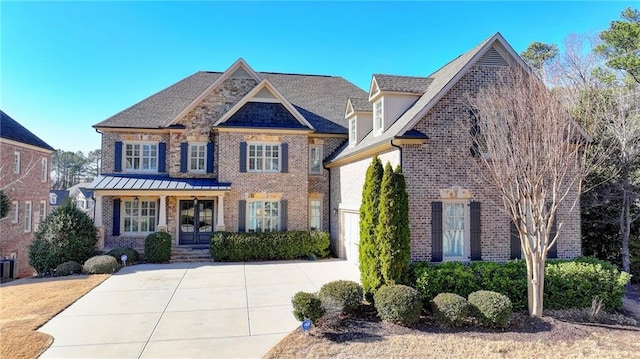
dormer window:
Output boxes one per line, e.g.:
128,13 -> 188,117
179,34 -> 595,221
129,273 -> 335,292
349,119 -> 357,146
373,100 -> 383,135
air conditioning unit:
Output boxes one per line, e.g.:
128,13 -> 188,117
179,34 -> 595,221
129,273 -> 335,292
0,259 -> 17,279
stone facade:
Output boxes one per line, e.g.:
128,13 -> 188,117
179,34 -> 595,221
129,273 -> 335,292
0,141 -> 52,277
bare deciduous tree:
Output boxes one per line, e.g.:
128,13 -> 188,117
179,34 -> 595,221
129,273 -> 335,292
467,66 -> 590,317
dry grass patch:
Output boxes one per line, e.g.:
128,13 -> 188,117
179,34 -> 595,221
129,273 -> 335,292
264,310 -> 640,359
0,274 -> 109,359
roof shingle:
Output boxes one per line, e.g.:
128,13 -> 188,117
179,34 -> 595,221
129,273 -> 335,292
0,110 -> 54,151
373,74 -> 433,94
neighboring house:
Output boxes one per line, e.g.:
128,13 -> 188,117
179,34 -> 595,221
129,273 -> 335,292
88,33 -> 581,263
49,183 -> 95,219
49,190 -> 70,213
0,110 -> 54,277
68,182 -> 95,219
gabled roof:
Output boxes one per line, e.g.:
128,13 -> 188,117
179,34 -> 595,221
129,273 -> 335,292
345,97 -> 371,118
371,74 -> 433,94
330,32 -> 528,164
0,110 -> 54,151
214,79 -> 313,129
93,69 -> 366,134
94,72 -> 223,129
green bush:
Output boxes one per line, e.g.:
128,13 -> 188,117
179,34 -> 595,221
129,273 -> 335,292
468,290 -> 512,327
83,255 -> 118,274
359,156 -> 384,298
210,231 -> 330,262
432,293 -> 469,327
318,280 -> 363,314
145,232 -> 172,263
55,261 -> 83,276
291,291 -> 325,325
28,202 -> 97,275
373,284 -> 422,326
107,247 -> 139,265
412,257 -> 630,312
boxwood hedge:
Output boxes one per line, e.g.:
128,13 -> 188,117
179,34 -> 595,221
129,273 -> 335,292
210,231 -> 330,262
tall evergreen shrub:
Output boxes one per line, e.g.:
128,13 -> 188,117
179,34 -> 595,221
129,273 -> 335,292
359,156 -> 384,297
377,164 -> 411,285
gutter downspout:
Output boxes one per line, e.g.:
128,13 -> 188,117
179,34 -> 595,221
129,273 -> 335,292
323,160 -> 334,256
390,139 -> 403,168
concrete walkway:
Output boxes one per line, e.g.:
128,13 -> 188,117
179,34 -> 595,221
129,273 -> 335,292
38,259 -> 359,358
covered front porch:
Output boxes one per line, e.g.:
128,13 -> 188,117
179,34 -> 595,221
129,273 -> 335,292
88,175 -> 231,250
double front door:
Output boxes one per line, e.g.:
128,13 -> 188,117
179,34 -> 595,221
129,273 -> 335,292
179,200 -> 214,245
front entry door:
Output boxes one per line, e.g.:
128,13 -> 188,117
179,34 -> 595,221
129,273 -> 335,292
179,200 -> 214,245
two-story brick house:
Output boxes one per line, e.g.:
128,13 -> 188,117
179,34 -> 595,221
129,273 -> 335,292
89,33 -> 582,263
89,59 -> 365,250
0,110 -> 54,277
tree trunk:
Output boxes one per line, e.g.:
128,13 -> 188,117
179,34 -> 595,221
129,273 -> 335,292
620,167 -> 631,273
528,254 -> 546,317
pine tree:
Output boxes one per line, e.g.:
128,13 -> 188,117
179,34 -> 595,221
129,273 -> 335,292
376,163 -> 411,285
359,156 -> 384,297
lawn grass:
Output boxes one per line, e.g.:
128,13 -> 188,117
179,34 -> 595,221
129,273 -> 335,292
0,274 -> 109,359
264,311 -> 640,359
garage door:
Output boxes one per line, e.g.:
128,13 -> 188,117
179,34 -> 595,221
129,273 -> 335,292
342,211 -> 360,264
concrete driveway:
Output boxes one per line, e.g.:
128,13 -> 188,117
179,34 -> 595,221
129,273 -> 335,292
38,259 -> 359,358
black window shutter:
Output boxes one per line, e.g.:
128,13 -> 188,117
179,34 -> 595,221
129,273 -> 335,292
431,201 -> 443,262
280,143 -> 288,173
158,142 -> 167,173
469,110 -> 480,158
548,217 -> 558,258
470,201 -> 482,261
206,142 -> 214,173
180,142 -> 188,173
510,220 -> 521,260
280,199 -> 288,231
114,141 -> 123,172
112,198 -> 121,236
239,142 -> 247,172
238,200 -> 246,232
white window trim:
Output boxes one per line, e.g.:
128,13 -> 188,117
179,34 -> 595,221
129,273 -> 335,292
24,201 -> 32,232
11,201 -> 19,223
309,198 -> 322,231
373,99 -> 383,136
442,200 -> 471,262
348,119 -> 357,147
41,157 -> 48,182
188,142 -> 207,173
121,197 -> 158,235
247,200 -> 280,233
39,200 -> 47,224
13,152 -> 20,174
309,145 -> 323,175
123,141 -> 159,173
247,142 -> 281,173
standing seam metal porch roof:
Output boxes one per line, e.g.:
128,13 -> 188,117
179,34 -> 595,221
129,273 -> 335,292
88,175 -> 231,191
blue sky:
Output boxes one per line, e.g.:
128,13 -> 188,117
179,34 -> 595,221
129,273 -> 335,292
1,1 -> 634,154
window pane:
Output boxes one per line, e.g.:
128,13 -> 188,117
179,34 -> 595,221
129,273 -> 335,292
443,203 -> 465,257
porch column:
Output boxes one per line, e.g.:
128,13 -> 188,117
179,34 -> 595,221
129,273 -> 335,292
216,195 -> 226,231
94,194 -> 104,250
158,195 -> 167,232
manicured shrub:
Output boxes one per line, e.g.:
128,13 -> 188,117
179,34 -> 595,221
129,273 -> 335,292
468,290 -> 512,327
373,284 -> 422,326
83,255 -> 118,274
412,257 -> 630,312
210,231 -> 330,262
107,247 -> 139,265
432,293 -> 469,327
291,291 -> 325,325
319,297 -> 344,329
377,164 -> 411,286
359,156 -> 384,298
28,202 -> 97,275
55,261 -> 83,276
318,280 -> 363,314
145,232 -> 172,263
